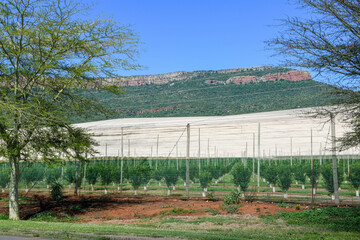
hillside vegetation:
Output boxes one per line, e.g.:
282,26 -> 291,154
71,67 -> 332,123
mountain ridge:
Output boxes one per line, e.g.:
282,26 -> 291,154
96,66 -> 310,87
72,66 -> 330,123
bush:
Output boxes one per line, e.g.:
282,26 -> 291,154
223,191 -> 241,205
50,181 -> 64,201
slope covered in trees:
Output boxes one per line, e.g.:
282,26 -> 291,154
71,67 -> 332,123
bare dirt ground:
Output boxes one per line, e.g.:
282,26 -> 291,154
0,193 -> 305,222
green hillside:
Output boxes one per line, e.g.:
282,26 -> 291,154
71,67 -> 332,123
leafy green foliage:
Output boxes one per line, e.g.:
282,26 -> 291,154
267,207 -> 360,232
71,71 -> 332,123
98,163 -> 115,188
223,191 -> 241,205
164,166 -> 178,189
231,161 -> 252,193
293,163 -> 306,185
45,167 -> 61,185
278,165 -> 292,192
86,164 -> 99,186
50,181 -> 64,201
349,163 -> 360,190
263,165 -> 278,186
305,162 -> 321,187
129,161 -> 151,190
21,164 -> 44,187
199,170 -> 212,189
0,168 -> 10,189
321,164 -> 344,194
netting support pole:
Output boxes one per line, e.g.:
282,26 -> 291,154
186,123 -> 190,199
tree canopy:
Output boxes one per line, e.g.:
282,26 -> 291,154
268,0 -> 360,150
0,0 -> 140,220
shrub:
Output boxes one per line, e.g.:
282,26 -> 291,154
223,191 -> 241,205
50,181 -> 64,201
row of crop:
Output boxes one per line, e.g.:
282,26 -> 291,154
0,158 -> 236,196
0,157 -> 358,199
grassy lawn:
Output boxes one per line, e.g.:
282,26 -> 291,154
0,207 -> 358,240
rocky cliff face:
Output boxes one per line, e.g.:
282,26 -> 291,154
98,66 -> 274,87
225,70 -> 311,85
95,67 -> 311,87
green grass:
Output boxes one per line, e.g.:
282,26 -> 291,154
264,206 -> 360,232
0,207 -> 359,239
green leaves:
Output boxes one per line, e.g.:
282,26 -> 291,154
231,161 -> 251,193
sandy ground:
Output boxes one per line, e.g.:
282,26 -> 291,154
75,108 -> 354,158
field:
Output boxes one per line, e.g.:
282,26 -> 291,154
0,109 -> 359,239
0,192 -> 359,239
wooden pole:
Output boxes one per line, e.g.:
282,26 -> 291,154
186,123 -> 190,198
311,128 -> 314,206
257,123 -> 260,192
156,135 -> 159,170
198,128 -> 201,173
330,113 -> 340,204
128,139 -> 130,157
120,128 -> 124,193
253,133 -> 255,176
290,137 -> 293,166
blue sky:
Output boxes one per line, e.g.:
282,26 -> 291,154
90,0 -> 308,76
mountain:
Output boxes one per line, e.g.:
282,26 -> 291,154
72,66 -> 332,123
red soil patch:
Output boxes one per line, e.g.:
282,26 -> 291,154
0,193 -> 305,222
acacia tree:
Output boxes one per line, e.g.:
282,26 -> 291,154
0,0 -> 139,219
268,0 -> 360,205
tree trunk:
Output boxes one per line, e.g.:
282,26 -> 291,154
74,160 -> 79,196
9,157 -> 20,220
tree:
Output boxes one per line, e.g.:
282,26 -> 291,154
278,165 -> 292,198
86,164 -> 99,191
21,164 -> 44,193
349,163 -> 360,197
45,167 -> 61,187
264,165 -> 278,192
269,0 -> 360,204
99,163 -> 114,194
164,166 -> 178,195
231,162 -> 252,194
0,0 -> 139,219
321,163 -> 344,195
305,162 -> 321,193
0,168 -> 10,192
129,161 -> 151,195
199,170 -> 212,197
293,163 -> 307,189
